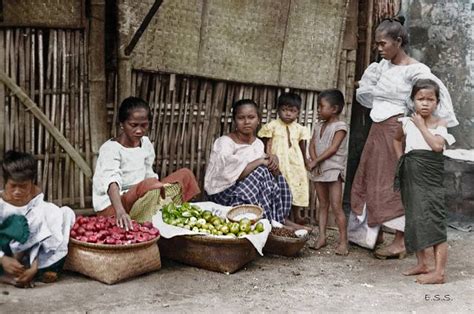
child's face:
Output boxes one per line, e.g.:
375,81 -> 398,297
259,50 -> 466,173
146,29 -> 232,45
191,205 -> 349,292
120,108 -> 150,146
4,179 -> 35,206
414,88 -> 438,118
317,98 -> 337,121
278,105 -> 299,124
233,105 -> 259,136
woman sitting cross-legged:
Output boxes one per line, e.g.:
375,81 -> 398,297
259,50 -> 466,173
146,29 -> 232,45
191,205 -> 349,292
93,97 -> 200,230
204,99 -> 311,232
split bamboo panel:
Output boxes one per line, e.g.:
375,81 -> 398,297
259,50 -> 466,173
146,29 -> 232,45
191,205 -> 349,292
0,28 -> 92,208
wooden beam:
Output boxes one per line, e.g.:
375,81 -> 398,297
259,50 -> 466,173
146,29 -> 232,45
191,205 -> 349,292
0,70 -> 92,178
124,0 -> 163,56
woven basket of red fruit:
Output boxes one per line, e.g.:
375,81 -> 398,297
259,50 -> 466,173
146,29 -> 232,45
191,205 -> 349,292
64,216 -> 161,284
263,228 -> 309,257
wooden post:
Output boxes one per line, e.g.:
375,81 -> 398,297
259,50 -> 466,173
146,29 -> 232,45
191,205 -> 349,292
117,1 -> 132,105
88,0 -> 109,156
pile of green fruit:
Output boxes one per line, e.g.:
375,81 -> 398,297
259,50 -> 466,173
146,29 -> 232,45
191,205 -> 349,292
162,203 -> 264,237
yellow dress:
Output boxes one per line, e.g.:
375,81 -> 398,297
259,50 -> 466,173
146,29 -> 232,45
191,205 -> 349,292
258,119 -> 311,207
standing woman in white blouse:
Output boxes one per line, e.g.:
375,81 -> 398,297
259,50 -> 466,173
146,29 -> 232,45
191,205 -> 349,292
92,97 -> 200,230
350,17 -> 458,259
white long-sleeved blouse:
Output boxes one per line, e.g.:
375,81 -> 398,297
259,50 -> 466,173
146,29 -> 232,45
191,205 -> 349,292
356,59 -> 458,127
92,136 -> 158,212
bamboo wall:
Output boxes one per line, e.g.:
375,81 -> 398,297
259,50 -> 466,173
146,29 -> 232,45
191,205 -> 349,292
0,28 -> 93,208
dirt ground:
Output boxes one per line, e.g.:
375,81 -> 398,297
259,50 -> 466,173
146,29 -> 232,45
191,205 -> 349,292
0,228 -> 472,313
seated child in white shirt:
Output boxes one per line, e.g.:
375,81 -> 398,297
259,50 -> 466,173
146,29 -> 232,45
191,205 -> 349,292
0,151 -> 75,288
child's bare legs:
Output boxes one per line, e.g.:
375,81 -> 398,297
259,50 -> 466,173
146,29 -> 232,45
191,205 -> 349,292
417,242 -> 447,284
311,182 -> 329,249
329,179 -> 348,255
403,249 -> 430,276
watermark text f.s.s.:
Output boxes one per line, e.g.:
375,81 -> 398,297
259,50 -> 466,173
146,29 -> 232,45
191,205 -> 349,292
425,294 -> 453,301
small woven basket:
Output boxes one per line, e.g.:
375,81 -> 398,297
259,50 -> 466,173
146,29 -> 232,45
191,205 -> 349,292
64,237 -> 161,284
263,233 -> 309,257
226,205 -> 263,224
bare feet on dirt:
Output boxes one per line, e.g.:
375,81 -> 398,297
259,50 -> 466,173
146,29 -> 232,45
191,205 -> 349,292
310,237 -> 327,250
416,272 -> 445,284
402,264 -> 430,276
335,242 -> 349,256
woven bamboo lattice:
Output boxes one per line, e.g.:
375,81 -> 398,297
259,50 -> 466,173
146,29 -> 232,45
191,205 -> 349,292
0,28 -> 93,208
0,0 -> 85,28
119,0 -> 348,91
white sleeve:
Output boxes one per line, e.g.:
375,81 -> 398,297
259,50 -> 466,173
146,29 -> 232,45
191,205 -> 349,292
93,141 -> 124,194
356,62 -> 383,109
204,137 -> 249,195
433,126 -> 456,146
143,137 -> 159,180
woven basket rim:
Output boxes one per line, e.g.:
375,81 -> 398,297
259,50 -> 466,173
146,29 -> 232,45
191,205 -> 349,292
227,204 -> 263,223
179,234 -> 250,245
70,236 -> 159,250
268,233 -> 308,244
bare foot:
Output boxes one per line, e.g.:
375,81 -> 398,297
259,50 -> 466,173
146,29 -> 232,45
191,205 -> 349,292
416,272 -> 445,284
284,220 -> 313,233
376,232 -> 384,245
402,264 -> 430,276
309,237 -> 327,250
40,271 -> 58,283
335,242 -> 349,256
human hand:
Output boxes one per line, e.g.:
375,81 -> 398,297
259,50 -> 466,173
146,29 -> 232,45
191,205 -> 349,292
410,113 -> 426,129
116,211 -> 133,231
266,154 -> 279,172
0,256 -> 25,277
15,262 -> 37,288
307,160 -> 318,171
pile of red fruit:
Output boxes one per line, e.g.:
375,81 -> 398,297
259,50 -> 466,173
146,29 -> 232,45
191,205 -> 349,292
70,216 -> 160,245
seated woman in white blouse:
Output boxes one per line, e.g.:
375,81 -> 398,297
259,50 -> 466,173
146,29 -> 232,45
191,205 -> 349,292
93,97 -> 200,230
204,99 -> 310,231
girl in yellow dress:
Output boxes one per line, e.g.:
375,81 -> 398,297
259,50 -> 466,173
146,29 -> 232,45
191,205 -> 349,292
258,93 -> 311,228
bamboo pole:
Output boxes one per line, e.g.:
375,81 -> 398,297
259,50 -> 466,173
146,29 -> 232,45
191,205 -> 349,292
18,29 -> 26,152
365,0 -> 375,68
0,31 -> 5,163
189,79 -> 198,173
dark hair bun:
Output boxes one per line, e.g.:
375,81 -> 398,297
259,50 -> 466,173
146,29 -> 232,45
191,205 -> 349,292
397,16 -> 405,25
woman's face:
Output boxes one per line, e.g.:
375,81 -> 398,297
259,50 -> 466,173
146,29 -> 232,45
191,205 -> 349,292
414,88 -> 438,118
375,31 -> 402,61
120,108 -> 150,147
233,104 -> 259,136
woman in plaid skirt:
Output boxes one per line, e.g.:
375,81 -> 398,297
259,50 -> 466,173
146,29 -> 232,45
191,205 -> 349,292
205,99 -> 308,231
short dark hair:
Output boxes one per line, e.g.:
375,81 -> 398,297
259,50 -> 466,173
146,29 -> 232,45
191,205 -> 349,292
277,92 -> 301,110
410,79 -> 440,103
317,89 -> 345,114
376,16 -> 409,48
118,97 -> 152,123
231,99 -> 259,119
2,150 -> 37,183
